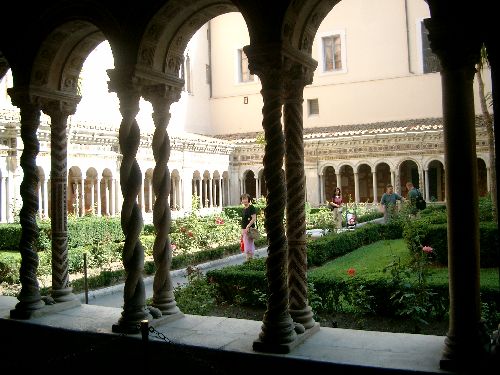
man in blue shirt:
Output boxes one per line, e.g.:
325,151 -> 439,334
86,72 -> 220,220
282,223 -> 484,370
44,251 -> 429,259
380,184 -> 403,223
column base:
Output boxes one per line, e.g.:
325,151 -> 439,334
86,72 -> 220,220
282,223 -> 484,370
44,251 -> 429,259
10,298 -> 80,320
253,322 -> 320,354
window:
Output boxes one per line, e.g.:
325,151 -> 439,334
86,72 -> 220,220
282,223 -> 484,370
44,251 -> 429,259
420,20 -> 441,74
308,99 -> 319,116
238,48 -> 254,83
320,31 -> 347,74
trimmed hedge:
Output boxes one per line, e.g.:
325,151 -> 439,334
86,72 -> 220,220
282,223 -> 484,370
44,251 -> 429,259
403,220 -> 499,267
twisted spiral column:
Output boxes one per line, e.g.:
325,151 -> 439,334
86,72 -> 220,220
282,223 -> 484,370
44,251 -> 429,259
283,62 -> 316,329
143,84 -> 182,316
8,90 -> 44,318
109,70 -> 152,333
42,99 -> 78,302
245,46 -> 297,351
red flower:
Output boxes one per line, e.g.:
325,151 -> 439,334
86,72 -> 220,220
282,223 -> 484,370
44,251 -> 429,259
180,227 -> 186,233
215,217 -> 225,225
422,246 -> 433,253
347,268 -> 356,277
187,231 -> 194,237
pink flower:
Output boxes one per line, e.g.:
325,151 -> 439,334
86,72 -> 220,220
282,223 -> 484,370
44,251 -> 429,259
170,244 -> 176,251
347,268 -> 356,277
422,246 -> 433,254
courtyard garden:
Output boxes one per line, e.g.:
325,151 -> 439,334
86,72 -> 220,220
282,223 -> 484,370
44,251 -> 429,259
0,196 -> 498,336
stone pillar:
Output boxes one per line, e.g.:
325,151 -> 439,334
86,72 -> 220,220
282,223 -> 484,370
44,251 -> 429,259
108,68 -> 152,333
104,178 -> 109,216
424,16 -> 488,370
142,82 -> 182,317
336,172 -> 341,193
8,89 -> 44,318
283,56 -> 317,331
43,98 -> 79,303
81,179 -> 86,216
148,178 -> 153,212
5,176 -> 11,223
38,183 -> 43,219
424,169 -> 430,201
318,174 -> 323,204
245,44 -> 297,353
90,178 -> 95,214
354,172 -> 360,203
43,179 -> 48,218
0,177 -> 5,222
218,178 -> 222,207
208,177 -> 212,207
372,171 -> 377,203
96,177 -> 101,216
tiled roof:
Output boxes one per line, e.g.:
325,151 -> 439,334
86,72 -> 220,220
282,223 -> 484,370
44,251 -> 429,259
213,116 -> 487,143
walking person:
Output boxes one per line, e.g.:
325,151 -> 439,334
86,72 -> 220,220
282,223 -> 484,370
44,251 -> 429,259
240,193 -> 257,260
405,181 -> 420,218
329,187 -> 343,232
380,184 -> 403,223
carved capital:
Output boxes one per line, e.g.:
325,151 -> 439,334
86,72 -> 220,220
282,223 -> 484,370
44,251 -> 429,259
7,87 -> 40,111
424,17 -> 481,74
244,44 -> 284,91
282,58 -> 315,102
40,98 -> 79,119
107,67 -> 141,119
142,83 -> 182,112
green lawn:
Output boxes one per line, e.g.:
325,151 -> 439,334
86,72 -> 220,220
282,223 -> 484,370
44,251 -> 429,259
309,239 -> 500,290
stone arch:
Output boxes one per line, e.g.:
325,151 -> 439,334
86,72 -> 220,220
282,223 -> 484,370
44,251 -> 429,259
202,170 -> 211,208
399,159 -> 420,195
36,166 -> 49,218
257,168 -> 267,199
100,168 -> 114,216
375,162 -> 391,201
338,164 -> 354,202
170,169 -> 181,210
137,0 -> 239,76
357,163 -> 372,203
68,166 -> 83,216
282,0 -> 339,54
143,168 -> 154,213
243,169 -> 256,201
85,167 -> 98,215
323,165 -> 338,202
30,20 -> 110,95
426,160 -> 445,201
192,170 -> 202,208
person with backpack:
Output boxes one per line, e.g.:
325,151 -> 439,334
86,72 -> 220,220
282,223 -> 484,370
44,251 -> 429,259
405,181 -> 425,217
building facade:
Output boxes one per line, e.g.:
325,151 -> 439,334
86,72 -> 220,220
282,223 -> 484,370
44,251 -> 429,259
0,0 -> 492,223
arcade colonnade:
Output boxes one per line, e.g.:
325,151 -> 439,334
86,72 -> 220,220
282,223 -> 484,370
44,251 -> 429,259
0,111 -> 234,222
0,0 -> 498,371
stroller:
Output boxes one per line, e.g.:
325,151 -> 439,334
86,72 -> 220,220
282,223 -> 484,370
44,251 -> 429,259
345,206 -> 357,230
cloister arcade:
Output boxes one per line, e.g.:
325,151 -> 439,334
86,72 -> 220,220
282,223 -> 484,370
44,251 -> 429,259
0,0 -> 498,371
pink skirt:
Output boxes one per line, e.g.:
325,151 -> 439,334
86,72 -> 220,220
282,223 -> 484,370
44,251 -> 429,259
242,229 -> 255,255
